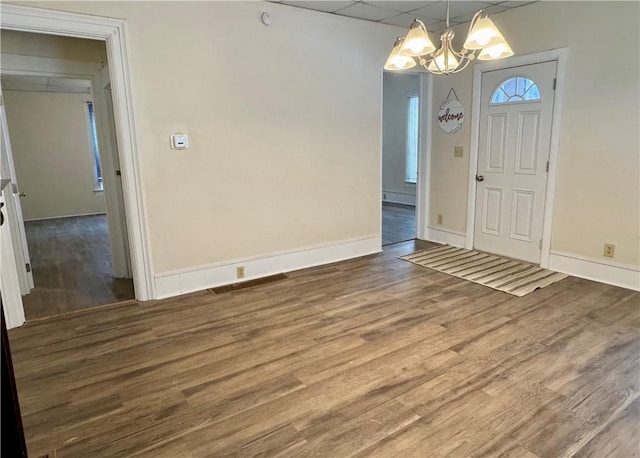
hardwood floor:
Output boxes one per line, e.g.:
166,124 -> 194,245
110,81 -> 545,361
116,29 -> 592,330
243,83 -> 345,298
22,215 -> 134,320
8,240 -> 640,457
382,202 -> 415,245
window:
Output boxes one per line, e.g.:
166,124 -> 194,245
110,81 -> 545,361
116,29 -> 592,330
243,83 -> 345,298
86,101 -> 103,191
491,77 -> 541,104
405,95 -> 419,184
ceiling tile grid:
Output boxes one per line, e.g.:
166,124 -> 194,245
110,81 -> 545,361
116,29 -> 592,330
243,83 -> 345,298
269,1 -> 538,30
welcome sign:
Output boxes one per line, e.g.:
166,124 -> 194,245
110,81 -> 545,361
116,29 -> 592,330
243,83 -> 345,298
438,99 -> 465,134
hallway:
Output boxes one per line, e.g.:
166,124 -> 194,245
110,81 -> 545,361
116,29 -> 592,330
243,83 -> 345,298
382,202 -> 416,245
22,215 -> 134,320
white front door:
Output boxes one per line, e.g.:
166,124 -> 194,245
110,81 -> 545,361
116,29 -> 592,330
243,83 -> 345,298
473,61 -> 557,264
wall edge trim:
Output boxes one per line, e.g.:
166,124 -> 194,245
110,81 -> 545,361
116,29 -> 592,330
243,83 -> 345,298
154,235 -> 381,299
549,251 -> 640,291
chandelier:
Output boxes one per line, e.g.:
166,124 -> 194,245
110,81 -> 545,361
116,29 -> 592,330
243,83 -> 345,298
384,0 -> 513,75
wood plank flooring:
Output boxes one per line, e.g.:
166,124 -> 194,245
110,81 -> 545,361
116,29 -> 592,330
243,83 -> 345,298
8,240 -> 640,457
382,202 -> 415,245
22,215 -> 135,320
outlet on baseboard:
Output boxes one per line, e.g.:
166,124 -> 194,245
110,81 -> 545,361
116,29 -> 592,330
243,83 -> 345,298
236,266 -> 245,279
603,243 -> 615,258
436,214 -> 443,225
383,193 -> 387,200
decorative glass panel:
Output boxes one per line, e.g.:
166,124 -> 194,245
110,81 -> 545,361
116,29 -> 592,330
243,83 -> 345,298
491,77 -> 541,104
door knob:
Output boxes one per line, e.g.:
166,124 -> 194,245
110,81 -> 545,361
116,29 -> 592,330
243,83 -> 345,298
475,175 -> 485,182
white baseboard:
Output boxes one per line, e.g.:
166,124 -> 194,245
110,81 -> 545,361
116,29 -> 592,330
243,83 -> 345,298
24,211 -> 106,222
426,226 -> 466,248
382,190 -> 416,206
549,250 -> 640,291
154,235 -> 381,299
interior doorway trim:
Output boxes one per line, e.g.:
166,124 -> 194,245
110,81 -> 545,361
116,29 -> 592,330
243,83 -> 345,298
416,72 -> 433,240
464,48 -> 568,269
0,4 -> 155,300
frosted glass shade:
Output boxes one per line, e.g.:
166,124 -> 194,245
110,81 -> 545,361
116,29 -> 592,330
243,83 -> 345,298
478,41 -> 514,60
384,42 -> 417,70
463,17 -> 505,50
400,26 -> 436,57
427,48 -> 459,73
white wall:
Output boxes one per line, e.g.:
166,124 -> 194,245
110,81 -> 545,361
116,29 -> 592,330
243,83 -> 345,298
382,72 -> 420,206
429,1 -> 639,270
6,1 -> 401,279
3,90 -> 106,220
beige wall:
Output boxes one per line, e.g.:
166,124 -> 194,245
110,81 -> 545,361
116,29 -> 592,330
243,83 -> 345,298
382,72 -> 420,205
7,1 -> 400,274
429,1 -> 640,268
1,29 -> 106,63
3,90 -> 106,220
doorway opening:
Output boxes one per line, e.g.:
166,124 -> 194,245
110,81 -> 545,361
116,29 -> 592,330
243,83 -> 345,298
1,30 -> 134,320
381,72 -> 421,246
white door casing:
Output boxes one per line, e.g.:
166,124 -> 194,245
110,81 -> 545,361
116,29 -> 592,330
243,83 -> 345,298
102,80 -> 133,278
473,61 -> 557,264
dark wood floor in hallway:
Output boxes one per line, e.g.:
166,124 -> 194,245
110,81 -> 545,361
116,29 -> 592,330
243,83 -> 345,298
22,215 -> 134,320
382,202 -> 415,245
8,240 -> 640,457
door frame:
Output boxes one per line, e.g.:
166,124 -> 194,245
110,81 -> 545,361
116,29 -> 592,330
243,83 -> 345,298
416,72 -> 433,240
1,53 -> 132,279
0,4 -> 155,300
465,48 -> 568,268
379,70 -> 432,243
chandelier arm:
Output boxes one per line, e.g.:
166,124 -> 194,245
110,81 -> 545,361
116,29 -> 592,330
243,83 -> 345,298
449,57 -> 473,74
430,53 -> 449,74
466,9 -> 484,37
414,18 -> 428,32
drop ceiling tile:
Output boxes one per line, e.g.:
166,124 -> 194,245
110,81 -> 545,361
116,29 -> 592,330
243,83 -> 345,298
280,1 -> 356,13
363,1 -> 438,13
337,2 -> 401,20
480,4 -> 509,15
378,12 -> 419,27
493,0 -> 537,7
426,19 -> 462,32
410,1 -> 492,22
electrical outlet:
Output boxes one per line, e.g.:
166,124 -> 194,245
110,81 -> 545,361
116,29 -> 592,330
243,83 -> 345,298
454,146 -> 464,158
603,243 -> 615,258
383,193 -> 387,200
437,214 -> 443,225
236,266 -> 245,279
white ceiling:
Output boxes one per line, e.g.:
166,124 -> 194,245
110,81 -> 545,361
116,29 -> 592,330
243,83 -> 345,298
268,0 -> 537,30
1,75 -> 92,94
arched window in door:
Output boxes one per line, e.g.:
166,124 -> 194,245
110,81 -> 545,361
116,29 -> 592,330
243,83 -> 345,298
491,77 -> 541,104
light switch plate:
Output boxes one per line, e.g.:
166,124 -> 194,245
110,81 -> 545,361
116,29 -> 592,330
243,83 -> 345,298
454,146 -> 463,157
171,134 -> 189,150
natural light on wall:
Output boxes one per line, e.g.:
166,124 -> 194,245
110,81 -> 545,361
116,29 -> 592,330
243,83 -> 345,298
384,0 -> 513,75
